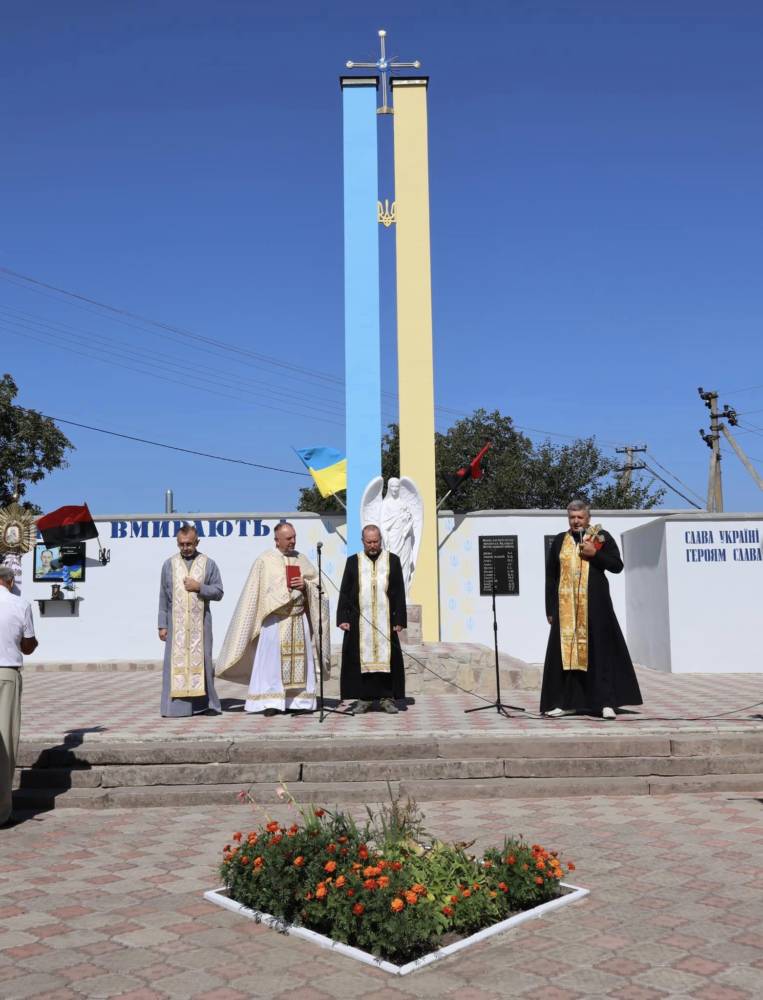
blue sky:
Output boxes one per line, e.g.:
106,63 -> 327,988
2,0 -> 762,514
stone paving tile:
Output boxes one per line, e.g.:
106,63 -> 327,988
2,792 -> 763,998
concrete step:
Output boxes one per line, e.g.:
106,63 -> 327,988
13,771 -> 763,810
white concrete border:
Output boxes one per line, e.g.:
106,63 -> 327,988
204,882 -> 589,975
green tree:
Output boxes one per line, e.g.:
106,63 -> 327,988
0,373 -> 73,512
296,408 -> 664,512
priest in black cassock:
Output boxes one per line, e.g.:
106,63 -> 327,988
540,499 -> 642,720
337,524 -> 407,714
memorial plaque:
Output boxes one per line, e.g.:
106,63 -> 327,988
478,535 -> 519,596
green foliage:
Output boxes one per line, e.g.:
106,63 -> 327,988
220,789 -> 576,965
296,408 -> 664,512
0,374 -> 73,512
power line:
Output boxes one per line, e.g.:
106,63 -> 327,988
25,410 -> 311,478
644,450 -> 705,504
641,463 -> 702,509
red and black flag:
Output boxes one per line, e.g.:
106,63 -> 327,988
37,503 -> 99,548
443,442 -> 492,493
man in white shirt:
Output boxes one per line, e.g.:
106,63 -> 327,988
0,565 -> 38,827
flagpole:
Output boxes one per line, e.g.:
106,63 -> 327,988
436,489 -> 453,511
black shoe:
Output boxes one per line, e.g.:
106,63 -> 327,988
263,708 -> 280,717
380,699 -> 399,714
350,700 -> 372,715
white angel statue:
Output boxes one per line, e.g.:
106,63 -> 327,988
360,476 -> 423,591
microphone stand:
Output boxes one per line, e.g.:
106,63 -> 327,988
465,577 -> 526,719
315,542 -> 348,723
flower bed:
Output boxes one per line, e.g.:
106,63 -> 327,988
208,789 -> 587,973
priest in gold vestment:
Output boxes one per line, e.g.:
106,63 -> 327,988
215,522 -> 330,714
540,500 -> 642,720
158,525 -> 224,718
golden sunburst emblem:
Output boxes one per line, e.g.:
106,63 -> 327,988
0,502 -> 37,554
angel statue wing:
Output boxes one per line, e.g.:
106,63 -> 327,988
397,476 -> 424,584
359,476 -> 384,538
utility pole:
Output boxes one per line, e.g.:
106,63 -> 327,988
698,387 -> 723,512
615,444 -> 647,492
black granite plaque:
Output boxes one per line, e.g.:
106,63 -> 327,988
478,535 -> 519,596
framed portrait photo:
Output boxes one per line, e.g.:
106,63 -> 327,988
33,542 -> 87,583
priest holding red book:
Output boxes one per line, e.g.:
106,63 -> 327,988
215,522 -> 330,715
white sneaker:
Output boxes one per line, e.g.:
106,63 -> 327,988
546,708 -> 576,718
602,707 -> 616,720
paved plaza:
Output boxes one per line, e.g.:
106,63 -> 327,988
3,667 -> 762,998
1,791 -> 762,999
17,666 -> 763,743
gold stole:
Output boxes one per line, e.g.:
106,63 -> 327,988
558,534 -> 589,671
358,551 -> 391,674
170,553 -> 208,696
278,556 -> 307,688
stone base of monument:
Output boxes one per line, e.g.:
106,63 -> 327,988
203,883 -> 589,976
327,642 -> 541,697
397,603 -> 422,644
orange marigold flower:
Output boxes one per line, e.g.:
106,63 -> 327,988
232,832 -> 243,842
253,856 -> 263,868
450,895 -> 459,903
338,835 -> 348,844
351,863 -> 362,871
404,891 -> 418,905
346,889 -> 355,898
377,860 -> 388,870
352,902 -> 365,916
462,889 -> 471,898
567,862 -> 576,871
223,844 -> 231,852
316,885 -> 328,899
289,824 -> 299,835
472,882 -> 480,890
269,834 -> 283,846
441,905 -> 454,917
362,866 -> 381,878
391,861 -> 402,871
390,898 -> 404,913
363,878 -> 379,891
240,856 -> 249,865
326,843 -> 337,854
536,860 -> 545,870
377,876 -> 390,889
411,883 -> 426,895
293,856 -> 305,868
506,854 -> 516,865
314,808 -> 326,818
266,821 -> 279,833
358,846 -> 369,860
498,882 -> 508,892
489,891 -> 497,898
535,877 -> 544,885
324,860 -> 337,873
335,875 -> 346,889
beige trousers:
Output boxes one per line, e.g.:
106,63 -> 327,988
0,667 -> 22,824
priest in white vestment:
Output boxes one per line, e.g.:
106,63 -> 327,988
215,522 -> 330,715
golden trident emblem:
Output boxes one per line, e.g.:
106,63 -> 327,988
377,199 -> 396,227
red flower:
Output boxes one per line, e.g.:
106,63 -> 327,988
358,845 -> 369,860
442,905 -> 454,917
240,856 -> 249,865
346,889 -> 355,898
324,860 -> 337,873
316,884 -> 328,899
253,857 -> 263,868
363,878 -> 379,891
404,891 -> 418,905
232,832 -> 243,842
535,877 -> 544,885
505,854 -> 516,865
326,843 -> 337,854
390,861 -> 402,871
498,882 -> 508,893
461,889 -> 471,898
352,902 -> 365,916
314,808 -> 326,818
293,856 -> 305,868
338,835 -> 348,844
266,821 -> 279,833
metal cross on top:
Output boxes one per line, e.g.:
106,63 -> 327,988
346,29 -> 421,115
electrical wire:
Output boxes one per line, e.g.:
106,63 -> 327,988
641,464 -> 703,509
21,410 -> 312,478
644,451 -> 705,504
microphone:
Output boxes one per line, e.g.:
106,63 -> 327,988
575,529 -> 583,546
316,541 -> 323,551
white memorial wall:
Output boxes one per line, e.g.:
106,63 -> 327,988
18,508 -> 762,672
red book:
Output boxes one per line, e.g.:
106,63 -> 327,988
285,565 -> 301,589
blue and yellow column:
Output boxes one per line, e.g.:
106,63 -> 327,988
341,77 -> 381,553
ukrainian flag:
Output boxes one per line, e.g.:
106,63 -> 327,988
293,447 -> 347,498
